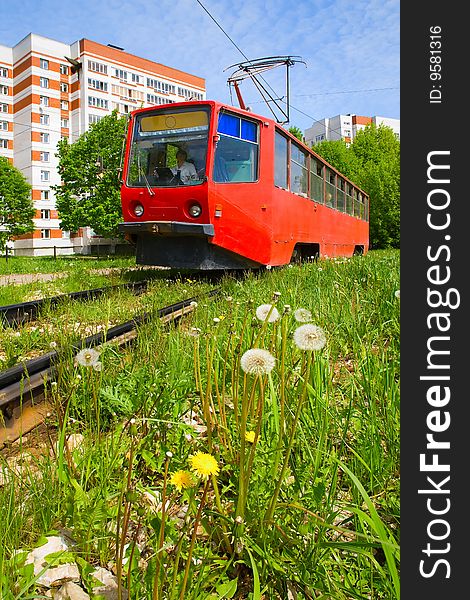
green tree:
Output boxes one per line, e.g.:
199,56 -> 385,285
350,124 -> 400,249
312,139 -> 360,179
53,110 -> 127,238
313,124 -> 400,249
0,156 -> 35,251
288,126 -> 304,142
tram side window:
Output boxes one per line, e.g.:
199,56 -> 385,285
290,142 -> 308,196
274,131 -> 288,189
325,169 -> 336,208
346,184 -> 354,215
336,177 -> 345,212
310,158 -> 324,203
213,112 -> 259,183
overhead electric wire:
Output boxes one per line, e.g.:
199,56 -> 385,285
193,0 -> 398,141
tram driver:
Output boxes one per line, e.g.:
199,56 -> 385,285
171,149 -> 197,184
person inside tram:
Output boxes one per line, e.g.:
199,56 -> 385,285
171,149 -> 197,183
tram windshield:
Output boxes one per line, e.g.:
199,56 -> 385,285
126,107 -> 210,188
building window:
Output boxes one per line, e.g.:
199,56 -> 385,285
40,170 -> 50,181
0,103 -> 8,113
61,118 -> 69,128
0,68 -> 8,78
41,209 -> 51,219
39,95 -> 49,106
131,73 -> 140,84
88,96 -> 108,109
40,190 -> 50,200
39,114 -> 50,125
61,100 -> 69,110
40,59 -> 49,69
88,114 -> 103,125
0,85 -> 8,95
114,68 -> 128,81
0,121 -> 7,131
344,129 -> 351,137
39,77 -> 49,88
88,60 -> 107,75
40,229 -> 51,239
0,139 -> 8,149
315,134 -> 325,142
60,82 -> 68,93
88,78 -> 108,92
62,230 -> 70,239
40,132 -> 50,143
40,151 -> 50,162
60,64 -> 68,75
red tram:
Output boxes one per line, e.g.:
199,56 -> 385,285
119,100 -> 369,269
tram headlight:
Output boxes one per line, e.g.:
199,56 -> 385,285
133,203 -> 144,217
188,203 -> 202,218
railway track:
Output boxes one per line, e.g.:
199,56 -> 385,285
0,279 -> 152,326
0,289 -> 220,447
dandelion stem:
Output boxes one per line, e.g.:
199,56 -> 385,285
179,479 -> 210,600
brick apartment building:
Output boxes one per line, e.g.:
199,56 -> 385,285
0,33 -> 206,256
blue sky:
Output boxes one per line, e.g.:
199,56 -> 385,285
1,0 -> 399,132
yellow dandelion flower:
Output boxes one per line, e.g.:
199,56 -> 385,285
170,470 -> 196,492
188,452 -> 219,479
245,431 -> 256,443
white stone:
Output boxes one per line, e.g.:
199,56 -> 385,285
52,581 -> 90,600
25,535 -> 80,587
90,566 -> 128,600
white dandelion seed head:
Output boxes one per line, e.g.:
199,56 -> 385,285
92,361 -> 102,372
395,290 -> 400,299
50,341 -> 57,349
190,301 -> 198,307
225,296 -> 233,303
75,347 -> 100,367
294,308 -> 313,323
166,451 -> 173,458
240,348 -> 276,375
188,327 -> 202,337
255,303 -> 280,323
213,317 -> 220,324
293,324 -> 327,351
265,265 -> 272,270
130,418 -> 136,425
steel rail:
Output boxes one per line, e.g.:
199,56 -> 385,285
0,280 -> 153,326
0,288 -> 220,446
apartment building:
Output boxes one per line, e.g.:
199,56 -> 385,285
304,114 -> 400,147
0,33 -> 206,256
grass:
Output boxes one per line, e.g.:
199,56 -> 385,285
0,250 -> 400,599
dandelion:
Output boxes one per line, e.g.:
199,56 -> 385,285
190,301 -> 198,308
213,317 -> 221,324
240,348 -> 276,375
92,361 -> 102,372
283,304 -> 291,314
255,303 -> 280,322
272,291 -> 281,301
245,431 -> 256,443
294,308 -> 312,323
395,290 -> 400,299
293,324 -> 326,351
170,470 -> 196,492
75,347 -> 100,367
49,341 -> 57,349
188,327 -> 202,337
188,452 -> 219,479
